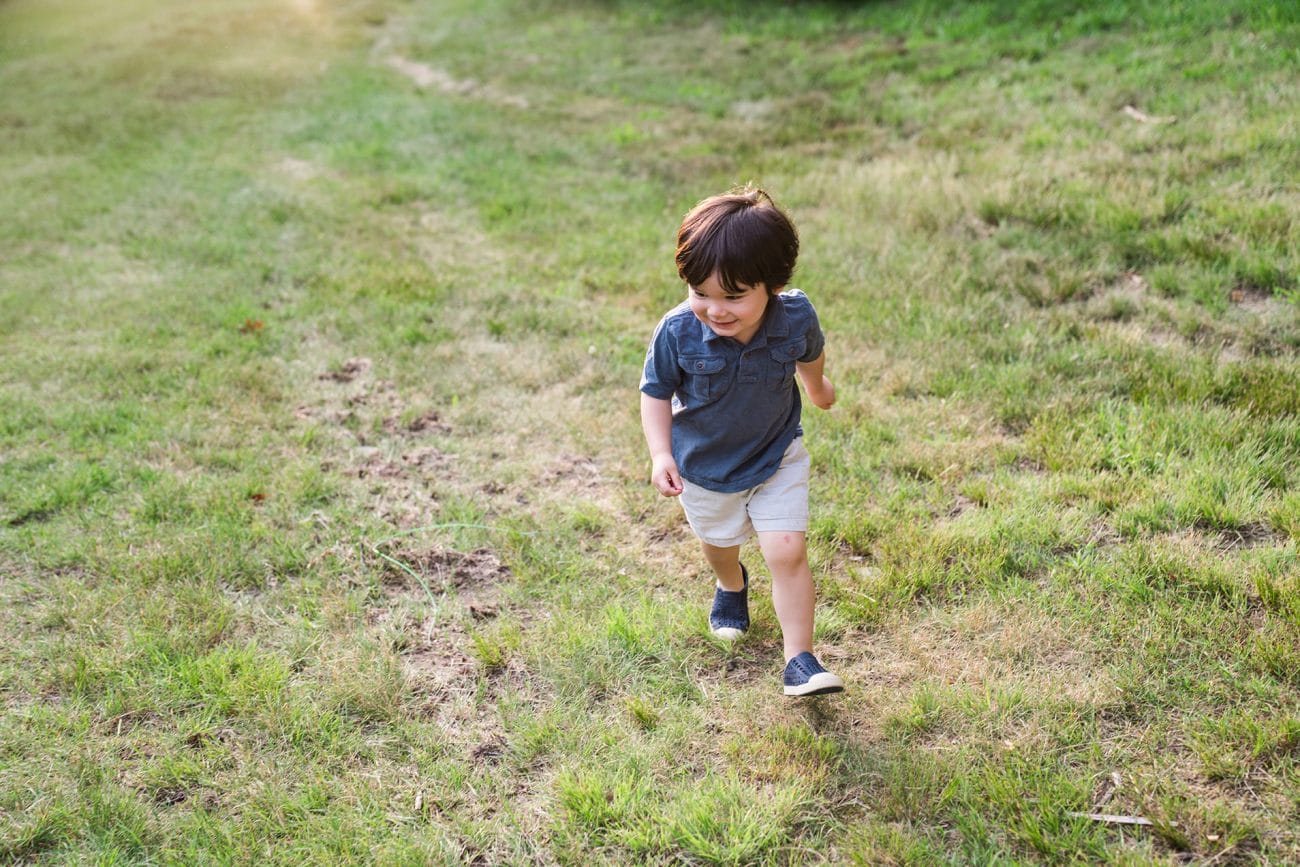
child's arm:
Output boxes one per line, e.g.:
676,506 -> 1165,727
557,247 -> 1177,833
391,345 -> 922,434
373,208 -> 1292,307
640,393 -> 683,497
796,351 -> 836,410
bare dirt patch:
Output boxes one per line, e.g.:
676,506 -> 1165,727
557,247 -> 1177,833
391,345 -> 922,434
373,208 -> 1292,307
389,547 -> 511,593
366,541 -> 541,775
318,356 -> 372,383
470,735 -> 506,763
400,618 -> 477,688
350,445 -> 450,480
1210,522 -> 1286,551
377,545 -> 514,625
1229,284 -> 1287,316
946,494 -> 979,520
1217,341 -> 1249,364
698,636 -> 785,693
296,349 -> 466,526
96,708 -> 166,737
385,409 -> 451,435
543,453 -> 604,491
1168,522 -> 1287,552
398,612 -> 538,769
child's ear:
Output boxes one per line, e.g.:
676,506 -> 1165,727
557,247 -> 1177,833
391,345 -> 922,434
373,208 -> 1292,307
767,283 -> 785,294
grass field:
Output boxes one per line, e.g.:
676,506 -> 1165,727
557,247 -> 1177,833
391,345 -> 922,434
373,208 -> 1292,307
2,0 -> 1299,862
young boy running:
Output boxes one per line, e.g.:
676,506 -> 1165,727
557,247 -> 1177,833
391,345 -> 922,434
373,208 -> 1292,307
639,187 -> 844,696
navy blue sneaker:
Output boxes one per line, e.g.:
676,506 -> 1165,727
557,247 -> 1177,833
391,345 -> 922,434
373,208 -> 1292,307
709,563 -> 749,640
783,652 -> 844,696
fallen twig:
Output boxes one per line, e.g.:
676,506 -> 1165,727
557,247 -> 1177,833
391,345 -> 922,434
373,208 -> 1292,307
1068,812 -> 1156,826
1121,104 -> 1177,124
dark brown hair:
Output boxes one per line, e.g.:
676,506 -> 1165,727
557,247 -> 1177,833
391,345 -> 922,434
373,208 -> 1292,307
675,186 -> 799,294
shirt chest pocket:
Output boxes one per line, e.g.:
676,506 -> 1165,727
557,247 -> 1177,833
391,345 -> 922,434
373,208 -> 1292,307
767,338 -> 806,391
677,355 -> 726,405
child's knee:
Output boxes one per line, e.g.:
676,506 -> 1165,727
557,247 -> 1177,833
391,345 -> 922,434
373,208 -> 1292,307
758,531 -> 807,573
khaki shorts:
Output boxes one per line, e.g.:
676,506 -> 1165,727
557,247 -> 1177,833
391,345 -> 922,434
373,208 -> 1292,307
679,437 -> 810,547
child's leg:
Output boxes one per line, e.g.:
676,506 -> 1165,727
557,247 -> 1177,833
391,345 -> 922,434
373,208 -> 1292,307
700,542 -> 745,592
755,530 -> 814,662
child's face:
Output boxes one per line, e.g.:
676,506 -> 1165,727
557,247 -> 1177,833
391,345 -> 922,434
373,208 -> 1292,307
687,272 -> 771,345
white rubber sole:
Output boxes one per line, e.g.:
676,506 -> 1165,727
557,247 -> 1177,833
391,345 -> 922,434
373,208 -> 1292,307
711,626 -> 745,641
783,672 -> 845,696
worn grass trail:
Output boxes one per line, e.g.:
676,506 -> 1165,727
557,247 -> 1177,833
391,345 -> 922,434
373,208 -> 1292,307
2,0 -> 1299,863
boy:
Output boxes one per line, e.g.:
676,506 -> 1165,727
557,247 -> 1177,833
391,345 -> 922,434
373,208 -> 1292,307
639,187 -> 843,697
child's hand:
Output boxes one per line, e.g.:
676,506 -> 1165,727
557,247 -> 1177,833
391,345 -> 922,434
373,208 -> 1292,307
807,375 -> 836,410
650,454 -> 683,497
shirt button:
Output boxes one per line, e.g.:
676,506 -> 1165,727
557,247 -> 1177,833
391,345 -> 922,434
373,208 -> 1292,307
696,362 -> 704,370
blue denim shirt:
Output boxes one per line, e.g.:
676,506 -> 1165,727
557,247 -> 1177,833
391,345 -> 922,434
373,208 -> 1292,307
640,289 -> 825,493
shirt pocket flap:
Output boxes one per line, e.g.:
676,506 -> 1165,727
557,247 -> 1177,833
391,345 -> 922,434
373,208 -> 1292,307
770,338 -> 807,363
680,355 -> 726,375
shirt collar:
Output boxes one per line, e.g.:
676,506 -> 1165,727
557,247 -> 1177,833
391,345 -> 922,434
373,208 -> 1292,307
764,294 -> 790,338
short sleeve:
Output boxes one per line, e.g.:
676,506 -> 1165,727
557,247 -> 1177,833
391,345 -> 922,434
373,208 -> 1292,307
640,315 -> 681,400
795,293 -> 825,362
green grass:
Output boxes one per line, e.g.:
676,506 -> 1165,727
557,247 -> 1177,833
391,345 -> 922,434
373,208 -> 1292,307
2,0 -> 1298,862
